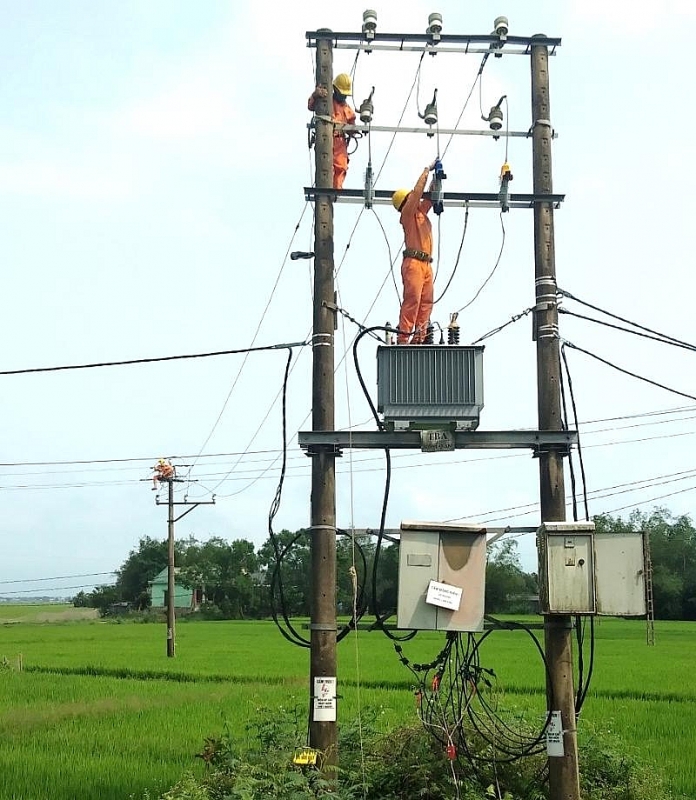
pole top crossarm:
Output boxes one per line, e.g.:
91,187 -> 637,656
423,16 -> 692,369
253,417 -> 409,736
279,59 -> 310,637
304,187 -> 565,210
306,31 -> 561,55
298,429 -> 577,453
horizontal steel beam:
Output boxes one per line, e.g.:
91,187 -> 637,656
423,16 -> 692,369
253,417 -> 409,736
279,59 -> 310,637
306,31 -> 561,51
298,430 -> 577,452
320,124 -> 557,139
333,44 -> 546,56
304,187 -> 565,209
346,526 -> 537,538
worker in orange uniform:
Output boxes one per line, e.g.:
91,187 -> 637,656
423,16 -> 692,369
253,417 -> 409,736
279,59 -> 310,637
392,162 -> 437,344
152,458 -> 175,490
308,73 -> 356,190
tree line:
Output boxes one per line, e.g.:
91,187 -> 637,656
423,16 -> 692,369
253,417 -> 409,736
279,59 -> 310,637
74,508 -> 696,620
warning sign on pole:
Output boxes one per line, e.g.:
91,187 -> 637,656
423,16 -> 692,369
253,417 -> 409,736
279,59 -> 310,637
313,676 -> 337,722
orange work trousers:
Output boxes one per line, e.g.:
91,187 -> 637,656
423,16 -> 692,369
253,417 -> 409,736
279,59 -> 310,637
397,257 -> 433,344
333,137 -> 349,189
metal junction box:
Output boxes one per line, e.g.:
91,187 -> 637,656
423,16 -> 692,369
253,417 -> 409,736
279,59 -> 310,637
594,532 -> 647,616
538,523 -> 648,616
376,345 -> 484,430
538,522 -> 596,614
397,521 -> 486,631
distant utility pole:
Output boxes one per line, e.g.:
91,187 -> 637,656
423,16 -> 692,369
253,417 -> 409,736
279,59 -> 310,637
153,468 -> 215,658
531,38 -> 581,800
309,31 -> 338,765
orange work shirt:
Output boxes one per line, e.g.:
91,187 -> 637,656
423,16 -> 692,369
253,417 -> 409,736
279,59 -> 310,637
307,95 -> 356,159
400,168 -> 433,255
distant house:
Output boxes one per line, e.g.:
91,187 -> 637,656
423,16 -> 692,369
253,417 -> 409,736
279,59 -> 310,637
148,568 -> 202,612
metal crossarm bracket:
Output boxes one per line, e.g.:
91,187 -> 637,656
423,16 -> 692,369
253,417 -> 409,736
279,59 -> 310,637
298,429 -> 577,454
315,123 -> 557,139
306,31 -> 561,57
304,187 -> 564,209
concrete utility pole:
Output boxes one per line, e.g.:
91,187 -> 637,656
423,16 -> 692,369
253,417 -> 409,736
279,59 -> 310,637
309,30 -> 338,765
531,38 -> 581,800
167,477 -> 176,657
152,469 -> 215,659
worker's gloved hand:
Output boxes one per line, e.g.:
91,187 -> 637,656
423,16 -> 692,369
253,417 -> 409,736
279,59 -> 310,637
312,86 -> 329,99
428,160 -> 438,172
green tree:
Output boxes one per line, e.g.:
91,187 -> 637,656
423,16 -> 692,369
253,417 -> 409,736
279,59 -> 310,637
71,590 -> 90,607
115,536 -> 169,608
179,537 -> 260,618
87,584 -> 122,616
485,539 -> 536,613
257,529 -> 311,616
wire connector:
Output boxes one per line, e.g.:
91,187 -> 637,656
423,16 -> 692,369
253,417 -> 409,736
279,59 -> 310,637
499,162 -> 513,212
431,158 -> 446,215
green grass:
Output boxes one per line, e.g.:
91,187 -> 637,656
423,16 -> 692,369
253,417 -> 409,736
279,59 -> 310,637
0,614 -> 693,799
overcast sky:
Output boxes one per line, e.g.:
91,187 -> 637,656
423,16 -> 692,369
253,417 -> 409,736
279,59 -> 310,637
1,0 -> 695,597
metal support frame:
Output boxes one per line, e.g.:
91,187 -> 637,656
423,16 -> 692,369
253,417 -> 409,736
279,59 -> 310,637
298,429 -> 577,453
304,187 -> 564,210
343,526 -> 537,544
306,31 -> 561,56
312,123 -> 557,139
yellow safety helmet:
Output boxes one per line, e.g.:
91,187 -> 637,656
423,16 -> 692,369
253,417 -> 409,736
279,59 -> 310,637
333,73 -> 352,96
392,188 -> 410,211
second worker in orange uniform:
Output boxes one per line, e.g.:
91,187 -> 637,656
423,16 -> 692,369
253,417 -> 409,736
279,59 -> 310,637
392,162 -> 437,344
308,73 -> 356,190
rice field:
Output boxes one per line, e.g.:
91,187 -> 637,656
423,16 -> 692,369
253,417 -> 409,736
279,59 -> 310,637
0,610 -> 693,799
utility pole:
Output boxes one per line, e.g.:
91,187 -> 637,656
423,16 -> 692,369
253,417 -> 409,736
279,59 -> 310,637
309,30 -> 338,765
151,466 -> 215,659
167,477 -> 176,657
531,37 -> 581,800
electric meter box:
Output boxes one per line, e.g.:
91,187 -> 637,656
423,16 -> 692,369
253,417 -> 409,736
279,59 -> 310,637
537,522 -> 596,614
594,532 -> 647,616
397,521 -> 486,631
376,345 -> 484,430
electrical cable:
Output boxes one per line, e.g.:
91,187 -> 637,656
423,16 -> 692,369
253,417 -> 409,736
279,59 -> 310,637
559,288 -> 696,352
441,54 -> 488,160
562,340 -> 696,403
369,207 -> 402,300
188,202 -> 311,472
561,344 -> 590,520
433,204 -> 470,306
0,340 -> 308,377
470,306 -> 533,344
266,347 -> 311,648
204,347 -> 308,498
559,308 -> 696,353
352,325 -> 416,641
374,53 -> 425,185
1,582 -> 116,595
0,571 -> 115,586
456,212 -> 506,314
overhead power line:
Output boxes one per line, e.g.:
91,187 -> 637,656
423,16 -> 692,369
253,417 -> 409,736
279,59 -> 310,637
563,340 -> 696,403
0,571 -> 116,586
559,287 -> 696,351
0,340 -> 309,377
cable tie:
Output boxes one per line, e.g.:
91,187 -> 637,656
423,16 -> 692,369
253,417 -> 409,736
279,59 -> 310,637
308,524 -> 338,532
308,623 -> 338,631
